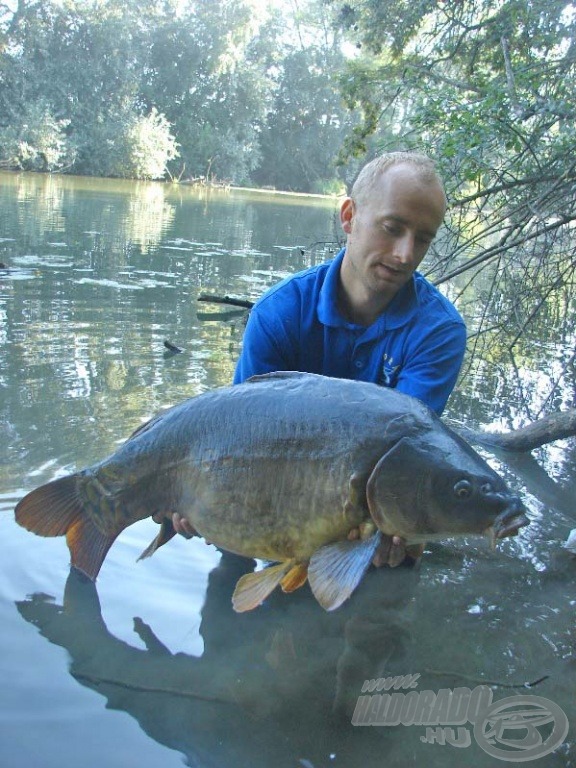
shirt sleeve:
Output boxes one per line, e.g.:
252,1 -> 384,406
233,305 -> 297,384
394,321 -> 466,415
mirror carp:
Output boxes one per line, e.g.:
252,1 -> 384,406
15,372 -> 529,611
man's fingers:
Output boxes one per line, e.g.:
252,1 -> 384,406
387,539 -> 407,567
372,534 -> 407,567
172,513 -> 197,539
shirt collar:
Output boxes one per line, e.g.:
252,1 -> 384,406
317,247 -> 420,331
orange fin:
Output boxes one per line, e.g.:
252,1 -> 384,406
15,476 -> 84,536
138,517 -> 177,561
280,563 -> 308,593
308,532 -> 382,611
15,475 -> 118,581
232,562 -> 293,612
65,515 -> 118,580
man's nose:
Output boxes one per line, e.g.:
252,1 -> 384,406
393,233 -> 415,264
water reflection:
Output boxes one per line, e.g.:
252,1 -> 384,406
16,531 -> 575,767
17,560 -> 422,768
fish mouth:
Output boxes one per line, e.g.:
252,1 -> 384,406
485,499 -> 530,545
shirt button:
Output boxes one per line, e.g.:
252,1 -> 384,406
354,360 -> 364,368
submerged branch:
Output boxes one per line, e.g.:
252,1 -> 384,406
198,293 -> 254,309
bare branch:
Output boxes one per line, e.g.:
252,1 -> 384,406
457,409 -> 576,452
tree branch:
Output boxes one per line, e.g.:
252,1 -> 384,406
457,409 -> 576,452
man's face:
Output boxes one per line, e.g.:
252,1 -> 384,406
340,163 -> 446,301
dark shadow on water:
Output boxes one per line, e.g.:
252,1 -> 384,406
16,556 -> 423,768
15,539 -> 576,767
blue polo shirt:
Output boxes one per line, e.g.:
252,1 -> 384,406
233,248 -> 466,415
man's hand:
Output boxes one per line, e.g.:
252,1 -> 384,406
171,513 -> 197,538
152,511 -> 198,539
372,534 -> 407,567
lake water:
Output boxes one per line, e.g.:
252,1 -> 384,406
1,171 -> 575,767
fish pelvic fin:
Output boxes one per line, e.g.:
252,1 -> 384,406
15,476 -> 118,581
280,563 -> 308,593
308,531 -> 382,612
232,561 -> 293,613
138,517 -> 177,561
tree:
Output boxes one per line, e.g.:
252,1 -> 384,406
252,1 -> 356,193
333,0 -> 576,416
0,0 -> 356,188
141,0 -> 274,183
0,0 -> 179,178
253,46 -> 349,193
0,99 -> 74,171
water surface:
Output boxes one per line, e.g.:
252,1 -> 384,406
1,171 -> 574,767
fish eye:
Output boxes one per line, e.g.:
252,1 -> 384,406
454,479 -> 473,499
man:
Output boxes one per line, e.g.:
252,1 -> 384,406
233,151 -> 465,416
174,151 -> 466,565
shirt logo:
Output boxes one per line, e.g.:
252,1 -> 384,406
382,354 -> 400,386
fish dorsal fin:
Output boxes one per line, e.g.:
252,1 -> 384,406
232,562 -> 293,612
246,371 -> 310,384
138,517 -> 177,561
308,532 -> 382,611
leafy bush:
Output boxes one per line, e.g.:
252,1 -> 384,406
0,102 -> 74,172
122,109 -> 179,180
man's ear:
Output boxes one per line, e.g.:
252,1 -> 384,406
340,197 -> 355,235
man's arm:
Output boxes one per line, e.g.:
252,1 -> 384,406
233,306 -> 296,384
394,322 -> 466,415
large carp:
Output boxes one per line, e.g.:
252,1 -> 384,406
15,372 -> 528,612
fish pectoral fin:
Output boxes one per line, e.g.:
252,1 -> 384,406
137,517 -> 177,561
280,563 -> 308,593
308,531 -> 382,612
232,562 -> 293,612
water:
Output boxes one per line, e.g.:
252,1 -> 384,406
1,171 -> 574,767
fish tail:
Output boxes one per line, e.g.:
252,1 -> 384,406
15,476 -> 119,581
232,562 -> 293,612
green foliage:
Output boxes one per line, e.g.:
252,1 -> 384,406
253,47 -> 349,192
0,0 -> 355,188
118,109 -> 179,180
332,0 -> 576,410
0,101 -> 74,171
249,0 -> 361,193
